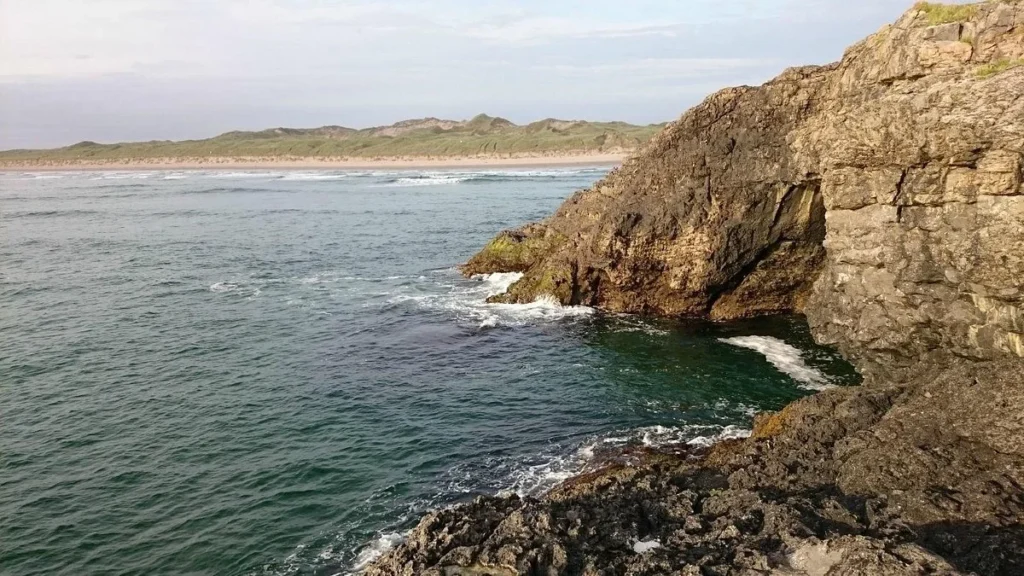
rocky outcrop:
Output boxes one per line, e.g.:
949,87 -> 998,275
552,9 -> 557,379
365,359 -> 1024,576
464,1 -> 1024,373
372,3 -> 1024,575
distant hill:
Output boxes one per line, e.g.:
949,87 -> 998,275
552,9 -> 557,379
0,114 -> 665,165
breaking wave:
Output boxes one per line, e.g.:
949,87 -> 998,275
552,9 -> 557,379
375,167 -> 610,187
379,175 -> 473,187
384,272 -> 594,327
280,172 -> 350,181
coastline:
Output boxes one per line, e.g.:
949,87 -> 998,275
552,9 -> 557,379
0,153 -> 628,172
363,3 -> 1024,574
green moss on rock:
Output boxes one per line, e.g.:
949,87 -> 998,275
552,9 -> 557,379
460,225 -> 564,277
488,264 -> 575,305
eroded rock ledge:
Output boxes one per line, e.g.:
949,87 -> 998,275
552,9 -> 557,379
370,3 -> 1024,575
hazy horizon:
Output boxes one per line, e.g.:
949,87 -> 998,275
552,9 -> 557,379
2,0 -> 943,149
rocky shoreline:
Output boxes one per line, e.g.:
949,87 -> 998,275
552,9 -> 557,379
367,3 -> 1024,575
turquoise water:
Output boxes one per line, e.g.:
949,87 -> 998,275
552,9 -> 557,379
0,168 -> 858,576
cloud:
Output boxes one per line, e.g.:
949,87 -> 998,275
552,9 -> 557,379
462,18 -> 681,45
534,58 -> 778,77
0,0 -> 921,148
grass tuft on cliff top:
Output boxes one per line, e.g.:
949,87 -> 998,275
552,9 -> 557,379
976,58 -> 1024,77
913,2 -> 979,25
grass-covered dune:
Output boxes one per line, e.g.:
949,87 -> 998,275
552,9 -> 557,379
0,114 -> 664,166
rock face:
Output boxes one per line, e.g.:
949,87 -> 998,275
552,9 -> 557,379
370,3 -> 1024,575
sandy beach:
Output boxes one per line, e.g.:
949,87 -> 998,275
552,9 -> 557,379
0,153 -> 628,172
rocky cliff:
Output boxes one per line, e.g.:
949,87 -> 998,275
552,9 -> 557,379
463,0 -> 1024,375
370,3 -> 1024,575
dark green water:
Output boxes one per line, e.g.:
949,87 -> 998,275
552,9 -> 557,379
0,168 -> 858,576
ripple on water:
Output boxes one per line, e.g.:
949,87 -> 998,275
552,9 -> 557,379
0,169 -> 859,576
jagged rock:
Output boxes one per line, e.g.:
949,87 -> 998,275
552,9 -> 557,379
367,360 -> 1024,576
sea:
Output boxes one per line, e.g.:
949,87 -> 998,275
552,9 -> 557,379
0,167 -> 859,576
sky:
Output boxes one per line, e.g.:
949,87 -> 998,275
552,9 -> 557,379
1,0 -> 925,149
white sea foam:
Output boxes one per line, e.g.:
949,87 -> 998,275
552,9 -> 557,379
208,171 -> 283,179
280,172 -> 349,181
500,440 -> 602,497
90,172 -> 155,180
348,532 -> 406,572
382,175 -> 472,187
384,272 -> 593,328
637,424 -> 751,448
375,168 -> 608,188
19,173 -> 65,180
493,423 -> 752,499
720,335 -> 833,390
685,425 -> 753,448
610,319 -> 671,336
712,400 -> 761,418
478,316 -> 500,329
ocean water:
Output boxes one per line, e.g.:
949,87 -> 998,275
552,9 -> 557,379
0,168 -> 859,576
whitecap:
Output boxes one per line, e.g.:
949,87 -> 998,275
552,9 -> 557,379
91,172 -> 154,180
380,175 -> 471,187
280,172 -> 349,181
719,336 -> 833,390
20,173 -> 65,180
208,171 -> 283,179
210,282 -> 239,293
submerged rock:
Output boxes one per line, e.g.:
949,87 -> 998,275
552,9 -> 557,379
370,2 -> 1024,575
